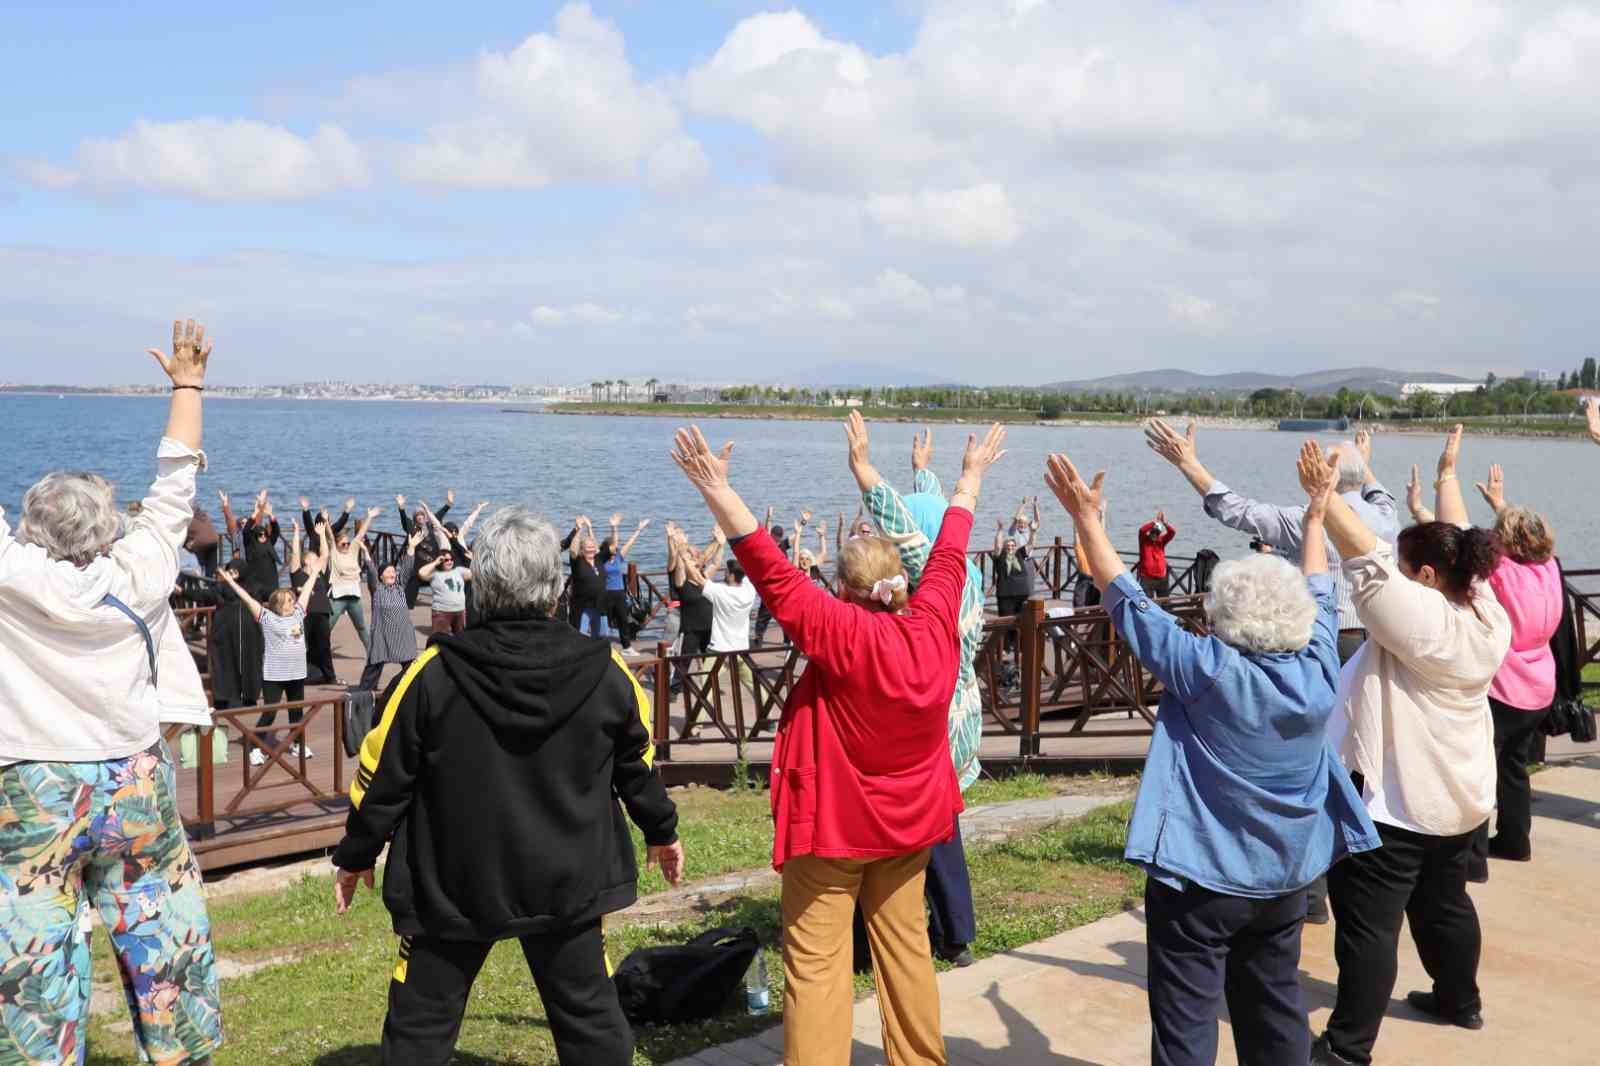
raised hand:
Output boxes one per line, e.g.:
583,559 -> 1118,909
636,517 -> 651,530
1437,424 -> 1464,479
217,489 -> 229,507
446,489 -> 456,506
1587,398 -> 1600,446
798,509 -> 812,527
395,494 -> 407,509
299,496 -> 311,511
959,424 -> 1008,482
1406,464 -> 1425,516
1296,440 -> 1339,514
1044,453 -> 1106,521
1475,464 -> 1506,512
145,318 -> 212,387
669,426 -> 735,491
911,428 -> 933,472
366,506 -> 383,522
845,411 -> 881,491
1355,429 -> 1373,472
344,497 -> 356,514
609,513 -> 624,528
1144,419 -> 1198,467
319,507 -> 330,523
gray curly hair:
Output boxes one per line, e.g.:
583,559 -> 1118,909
17,472 -> 124,566
1203,553 -> 1319,655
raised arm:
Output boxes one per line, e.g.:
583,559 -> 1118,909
1147,417 -> 1306,550
1587,398 -> 1600,447
395,495 -> 414,537
792,511 -> 812,567
290,519 -> 303,573
1433,424 -> 1470,528
1145,420 -> 1220,497
145,318 -> 208,451
436,490 -> 454,523
812,524 -> 828,568
1296,441 -> 1335,579
1406,464 -> 1436,524
103,319 -> 212,610
1030,495 -> 1041,533
1046,454 -> 1121,591
618,518 -> 648,558
1473,463 -> 1507,517
993,519 -> 1005,554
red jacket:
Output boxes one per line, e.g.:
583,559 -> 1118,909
732,508 -> 970,870
1137,521 -> 1176,579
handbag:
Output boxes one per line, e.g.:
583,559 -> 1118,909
179,727 -> 229,768
611,926 -> 759,1025
1542,696 -> 1597,744
343,686 -> 376,758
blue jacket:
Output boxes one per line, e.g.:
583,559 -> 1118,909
1108,571 -> 1380,898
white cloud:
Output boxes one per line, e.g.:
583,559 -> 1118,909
395,3 -> 702,190
530,302 -> 626,326
865,184 -> 1021,248
73,119 -> 368,201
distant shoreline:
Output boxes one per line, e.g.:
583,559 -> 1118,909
541,403 -> 1593,441
0,389 -> 545,406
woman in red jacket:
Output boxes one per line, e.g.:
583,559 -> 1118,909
671,422 -> 1007,1066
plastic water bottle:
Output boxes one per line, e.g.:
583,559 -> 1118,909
745,951 -> 771,1015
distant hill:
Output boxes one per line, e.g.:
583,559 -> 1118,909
1041,366 -> 1474,398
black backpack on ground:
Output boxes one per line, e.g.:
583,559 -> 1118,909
612,926 -> 758,1026
342,686 -> 375,758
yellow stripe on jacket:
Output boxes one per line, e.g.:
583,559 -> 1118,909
611,648 -> 656,768
351,647 -> 440,809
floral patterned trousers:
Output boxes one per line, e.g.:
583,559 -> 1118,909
0,742 -> 223,1064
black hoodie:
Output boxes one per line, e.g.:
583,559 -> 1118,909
332,616 -> 678,940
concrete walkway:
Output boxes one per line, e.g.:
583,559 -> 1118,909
669,756 -> 1600,1066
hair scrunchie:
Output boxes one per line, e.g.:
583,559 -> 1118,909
870,574 -> 907,606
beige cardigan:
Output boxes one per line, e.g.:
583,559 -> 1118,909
1329,546 -> 1511,837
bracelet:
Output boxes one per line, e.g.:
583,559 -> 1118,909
172,384 -> 204,392
1433,473 -> 1457,487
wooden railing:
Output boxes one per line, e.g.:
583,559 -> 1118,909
1562,567 -> 1600,697
163,695 -> 349,840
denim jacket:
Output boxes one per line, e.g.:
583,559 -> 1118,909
1109,571 -> 1380,897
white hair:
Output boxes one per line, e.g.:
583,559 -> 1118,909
471,507 -> 563,618
17,472 -> 123,566
1328,443 -> 1366,493
1203,554 -> 1319,655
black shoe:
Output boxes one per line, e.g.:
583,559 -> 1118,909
1305,899 -> 1330,925
1487,836 -> 1532,862
1309,1033 -> 1357,1065
936,944 -> 975,968
1406,990 -> 1484,1030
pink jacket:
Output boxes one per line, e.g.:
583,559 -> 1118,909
1487,556 -> 1562,711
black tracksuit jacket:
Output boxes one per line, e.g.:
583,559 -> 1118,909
332,614 -> 678,940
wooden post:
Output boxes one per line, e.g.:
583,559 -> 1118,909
1019,599 -> 1044,759
625,561 -> 639,598
196,727 -> 216,839
653,642 -> 672,762
1052,536 -> 1064,597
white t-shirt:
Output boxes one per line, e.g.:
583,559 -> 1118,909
702,579 -> 759,653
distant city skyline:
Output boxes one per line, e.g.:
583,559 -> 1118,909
5,1 -> 1598,385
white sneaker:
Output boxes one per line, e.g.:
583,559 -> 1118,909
291,742 -> 316,759
248,748 -> 267,767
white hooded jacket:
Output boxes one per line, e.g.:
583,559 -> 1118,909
0,438 -> 213,764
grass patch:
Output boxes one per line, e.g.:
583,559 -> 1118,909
85,799 -> 1139,1066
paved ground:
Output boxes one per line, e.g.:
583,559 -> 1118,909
668,756 -> 1600,1066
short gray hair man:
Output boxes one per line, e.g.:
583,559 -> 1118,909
470,507 -> 563,618
17,472 -> 123,566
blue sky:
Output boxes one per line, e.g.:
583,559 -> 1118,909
4,1 -> 1599,386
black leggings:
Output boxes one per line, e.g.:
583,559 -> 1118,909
255,680 -> 307,747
